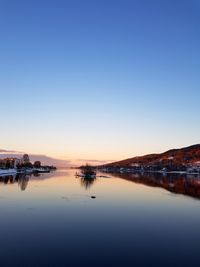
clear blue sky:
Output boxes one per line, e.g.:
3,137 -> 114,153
0,0 -> 200,163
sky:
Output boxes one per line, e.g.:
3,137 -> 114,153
0,0 -> 200,166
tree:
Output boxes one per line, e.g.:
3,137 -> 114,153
34,161 -> 41,168
23,154 -> 30,164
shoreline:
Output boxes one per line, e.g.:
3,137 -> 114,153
0,168 -> 54,177
99,169 -> 200,175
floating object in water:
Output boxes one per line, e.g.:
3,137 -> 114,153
80,164 -> 96,178
91,196 -> 96,199
98,175 -> 110,178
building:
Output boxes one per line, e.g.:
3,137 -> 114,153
0,158 -> 21,168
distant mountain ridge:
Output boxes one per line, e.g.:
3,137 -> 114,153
103,144 -> 200,169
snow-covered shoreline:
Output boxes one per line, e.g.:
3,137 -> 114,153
0,169 -> 17,176
0,168 -> 52,177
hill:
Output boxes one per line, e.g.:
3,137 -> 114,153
101,144 -> 200,172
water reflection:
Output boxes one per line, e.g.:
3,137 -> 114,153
0,174 -> 32,191
0,175 -> 15,185
0,170 -> 200,267
17,174 -> 29,191
2,169 -> 200,200
80,177 -> 97,190
112,172 -> 200,199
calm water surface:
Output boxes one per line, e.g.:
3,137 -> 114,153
0,169 -> 200,267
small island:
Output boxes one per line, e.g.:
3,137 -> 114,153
76,164 -> 96,178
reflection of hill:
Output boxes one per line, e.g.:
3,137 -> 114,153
113,172 -> 200,199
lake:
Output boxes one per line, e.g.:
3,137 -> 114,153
0,169 -> 200,267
